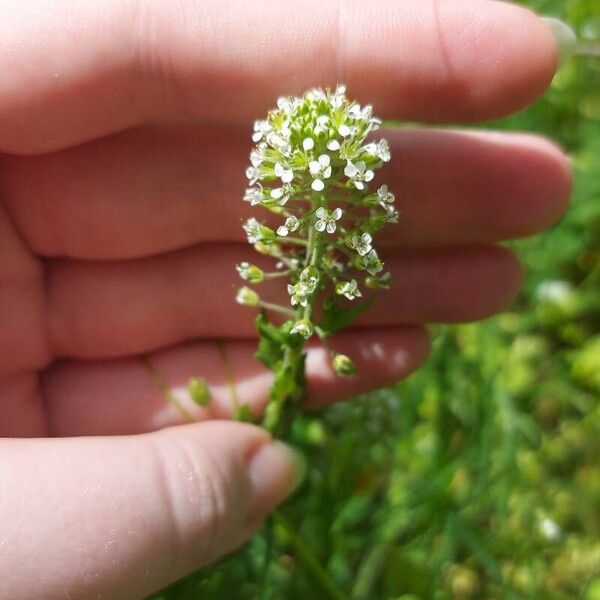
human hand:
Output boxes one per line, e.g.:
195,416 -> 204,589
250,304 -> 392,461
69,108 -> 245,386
0,1 -> 571,598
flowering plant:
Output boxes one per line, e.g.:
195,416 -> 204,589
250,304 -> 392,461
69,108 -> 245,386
236,85 -> 397,435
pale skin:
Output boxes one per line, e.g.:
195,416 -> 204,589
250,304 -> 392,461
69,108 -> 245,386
0,0 -> 572,598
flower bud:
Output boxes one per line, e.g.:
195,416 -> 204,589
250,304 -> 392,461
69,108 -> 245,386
365,271 -> 392,289
236,262 -> 265,284
332,354 -> 357,377
290,319 -> 314,339
188,377 -> 211,406
236,286 -> 260,307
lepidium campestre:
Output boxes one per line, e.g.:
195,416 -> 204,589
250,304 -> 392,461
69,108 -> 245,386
236,85 -> 397,436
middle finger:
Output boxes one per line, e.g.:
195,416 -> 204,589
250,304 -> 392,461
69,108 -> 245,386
2,123 -> 571,259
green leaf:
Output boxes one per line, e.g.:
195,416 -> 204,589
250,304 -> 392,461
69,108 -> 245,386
318,294 -> 374,336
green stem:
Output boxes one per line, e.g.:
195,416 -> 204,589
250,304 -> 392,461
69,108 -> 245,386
273,510 -> 350,600
259,301 -> 296,317
138,357 -> 196,423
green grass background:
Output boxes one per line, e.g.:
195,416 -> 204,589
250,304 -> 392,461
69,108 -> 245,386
154,1 -> 600,597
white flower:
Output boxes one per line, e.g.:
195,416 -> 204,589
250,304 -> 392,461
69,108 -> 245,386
249,143 -> 267,167
274,162 -> 294,184
336,279 -> 362,300
300,266 -> 320,291
277,215 -> 300,237
267,132 -> 291,156
315,207 -> 343,234
326,139 -> 340,151
377,185 -> 395,210
303,137 -> 315,151
245,165 -> 261,185
338,123 -> 352,137
330,84 -> 347,109
243,218 -> 274,244
344,160 -> 374,190
348,232 -> 373,256
309,154 -> 332,191
270,186 -> 292,206
365,139 -> 391,162
290,319 -> 313,339
243,186 -> 263,206
375,139 -> 391,162
314,115 -> 330,135
277,96 -> 300,114
539,517 -> 561,541
354,249 -> 383,275
287,282 -> 311,307
252,120 -> 271,142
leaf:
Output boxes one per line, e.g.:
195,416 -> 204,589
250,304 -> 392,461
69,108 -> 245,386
318,294 -> 374,336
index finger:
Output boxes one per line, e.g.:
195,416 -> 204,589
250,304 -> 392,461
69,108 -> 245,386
0,0 -> 558,154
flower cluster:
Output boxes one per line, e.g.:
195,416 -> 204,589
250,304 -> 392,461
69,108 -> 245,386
236,85 -> 395,376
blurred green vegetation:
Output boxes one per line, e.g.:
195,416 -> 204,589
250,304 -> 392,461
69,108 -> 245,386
154,1 -> 599,598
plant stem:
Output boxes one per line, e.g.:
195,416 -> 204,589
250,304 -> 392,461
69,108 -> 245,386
273,509 -> 350,600
138,356 -> 196,423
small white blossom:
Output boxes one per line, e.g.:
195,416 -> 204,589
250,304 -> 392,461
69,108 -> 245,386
330,84 -> 347,108
309,154 -> 332,191
536,280 -> 573,304
314,115 -> 330,135
252,120 -> 271,143
315,207 -> 343,234
245,166 -> 261,185
243,218 -> 273,244
290,319 -> 313,339
348,232 -> 373,256
287,282 -> 311,307
326,139 -> 340,151
299,266 -> 320,290
354,249 -> 383,275
338,124 -> 352,137
267,132 -> 291,156
270,186 -> 292,206
303,137 -> 315,151
336,279 -> 362,300
250,143 -> 267,167
377,185 -> 395,211
277,215 -> 300,237
277,96 -> 300,114
274,162 -> 294,184
243,187 -> 263,206
365,139 -> 391,162
344,160 -> 374,190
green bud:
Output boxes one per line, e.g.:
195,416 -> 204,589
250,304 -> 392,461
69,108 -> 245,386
236,262 -> 265,284
187,377 -> 211,406
365,271 -> 392,289
332,354 -> 357,377
236,286 -> 260,307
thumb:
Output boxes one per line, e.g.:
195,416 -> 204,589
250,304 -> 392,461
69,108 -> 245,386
0,421 -> 305,600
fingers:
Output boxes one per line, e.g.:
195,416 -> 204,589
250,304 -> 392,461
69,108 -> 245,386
0,0 -> 557,153
2,126 -> 571,259
47,244 -> 520,359
0,422 -> 301,599
42,327 -> 429,436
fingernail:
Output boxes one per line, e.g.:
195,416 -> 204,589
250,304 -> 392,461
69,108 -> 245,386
542,17 -> 578,67
247,441 -> 306,522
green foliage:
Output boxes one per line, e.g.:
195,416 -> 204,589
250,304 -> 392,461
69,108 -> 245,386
154,2 -> 599,597
319,294 -> 374,336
